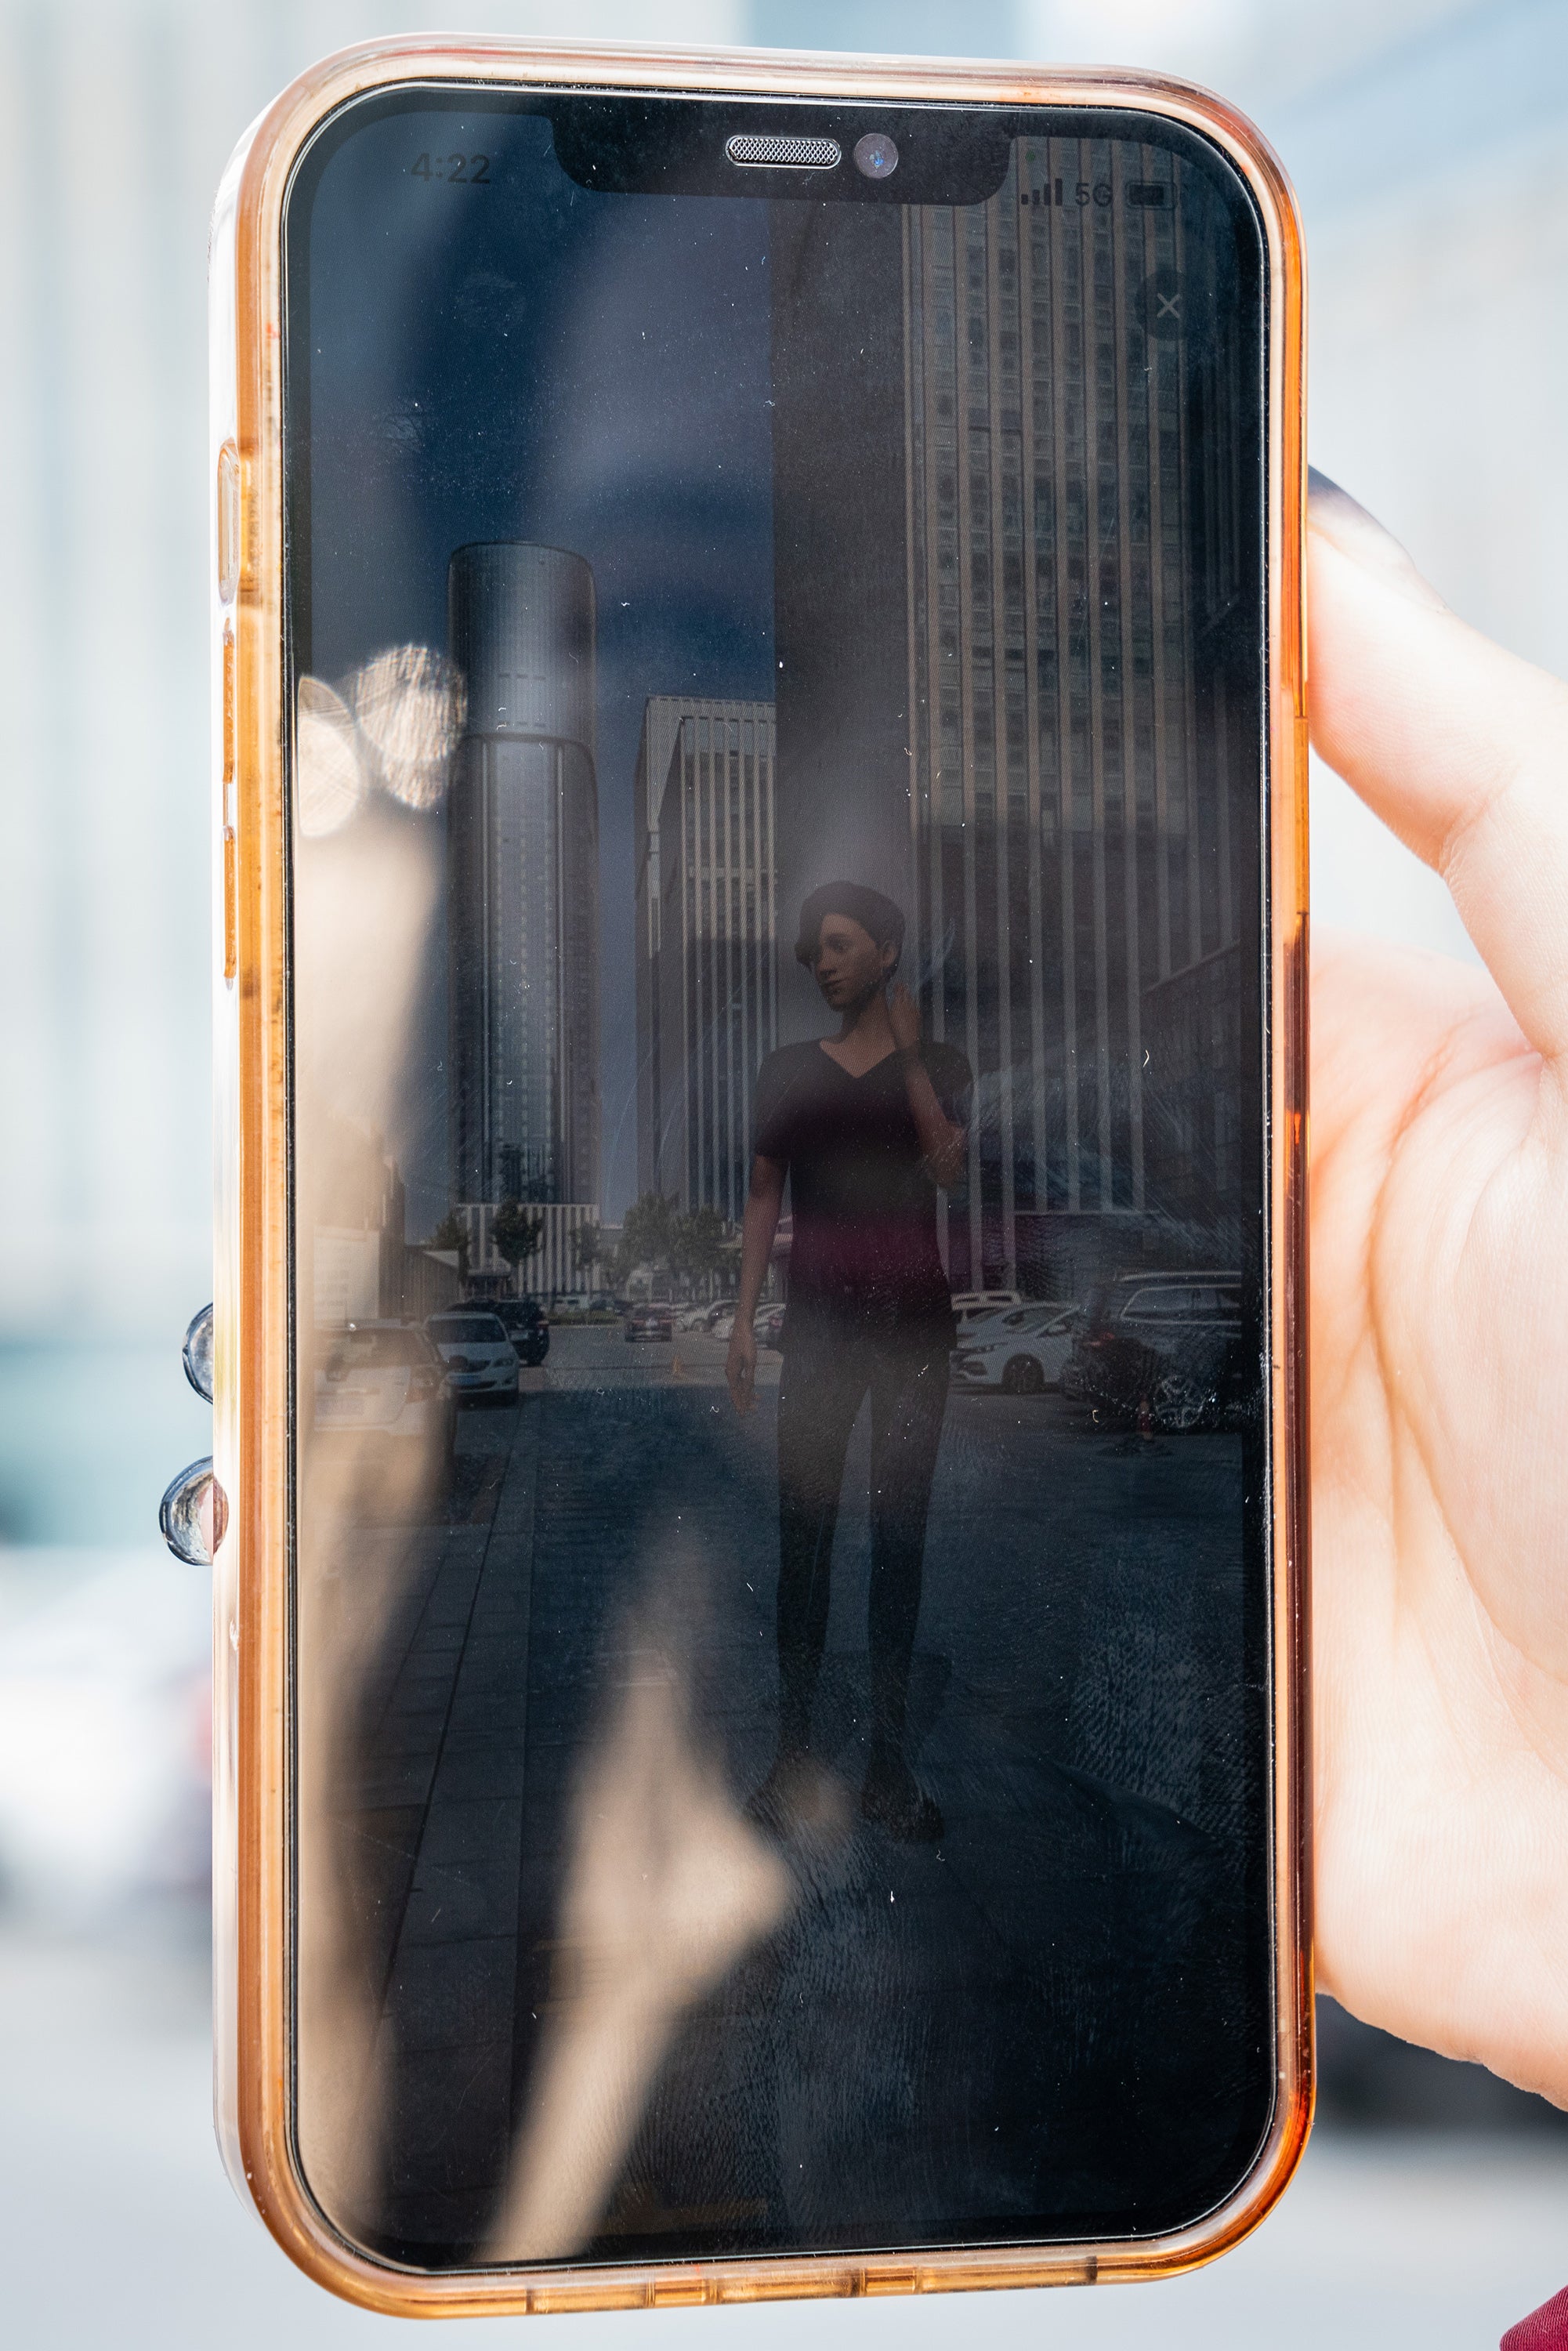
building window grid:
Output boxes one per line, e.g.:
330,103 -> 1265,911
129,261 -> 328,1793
646,704 -> 777,1226
904,140 -> 1244,1265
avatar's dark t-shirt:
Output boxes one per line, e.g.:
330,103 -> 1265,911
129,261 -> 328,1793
752,1039 -> 972,1351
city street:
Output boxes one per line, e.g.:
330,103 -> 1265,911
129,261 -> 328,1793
306,1325 -> 1264,2267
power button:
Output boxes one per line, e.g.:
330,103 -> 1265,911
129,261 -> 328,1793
216,440 -> 241,603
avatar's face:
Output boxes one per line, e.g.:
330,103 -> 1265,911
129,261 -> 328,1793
813,915 -> 895,1010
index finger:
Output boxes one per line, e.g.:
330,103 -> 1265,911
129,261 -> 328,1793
1308,471 -> 1568,1068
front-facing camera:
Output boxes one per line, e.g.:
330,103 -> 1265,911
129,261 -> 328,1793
853,132 -> 899,181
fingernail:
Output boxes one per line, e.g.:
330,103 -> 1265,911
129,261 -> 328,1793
1308,467 -> 1447,611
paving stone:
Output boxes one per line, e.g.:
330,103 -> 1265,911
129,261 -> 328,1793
310,1341 -> 1260,2267
400,1855 -> 521,1947
388,1936 -> 516,2055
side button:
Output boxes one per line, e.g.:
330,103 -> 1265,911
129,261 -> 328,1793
216,440 -> 241,603
222,621 -> 234,782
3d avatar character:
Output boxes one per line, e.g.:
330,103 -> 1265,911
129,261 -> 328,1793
727,883 -> 972,1843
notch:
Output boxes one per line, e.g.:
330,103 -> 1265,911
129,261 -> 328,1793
551,98 -> 1011,205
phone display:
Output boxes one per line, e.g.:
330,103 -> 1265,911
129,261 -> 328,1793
263,71 -> 1292,2287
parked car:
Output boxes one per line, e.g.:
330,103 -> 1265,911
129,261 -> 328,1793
624,1303 -> 675,1342
951,1302 -> 1079,1394
754,1303 -> 786,1349
1066,1273 -> 1247,1430
951,1289 -> 1025,1332
313,1320 -> 456,1492
491,1296 -> 550,1367
425,1310 -> 521,1404
676,1304 -> 712,1331
708,1303 -> 778,1343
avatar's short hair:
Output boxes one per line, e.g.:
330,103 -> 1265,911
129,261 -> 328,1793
795,882 -> 905,970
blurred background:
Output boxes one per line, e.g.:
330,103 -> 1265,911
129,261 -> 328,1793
1,0 -> 1565,2343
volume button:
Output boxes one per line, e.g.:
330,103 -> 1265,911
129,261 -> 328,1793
223,828 -> 237,986
216,440 -> 241,603
222,624 -> 235,785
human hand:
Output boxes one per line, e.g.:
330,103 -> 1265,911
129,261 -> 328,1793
726,1324 -> 758,1416
887,981 -> 922,1053
1307,469 -> 1568,2107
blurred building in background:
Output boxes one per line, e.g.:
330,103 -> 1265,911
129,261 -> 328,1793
2,0 -> 1566,1539
2,8 -> 1567,2347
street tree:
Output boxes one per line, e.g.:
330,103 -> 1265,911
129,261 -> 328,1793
670,1204 -> 730,1297
428,1208 -> 469,1281
493,1197 -> 545,1290
620,1192 -> 679,1278
570,1221 -> 603,1284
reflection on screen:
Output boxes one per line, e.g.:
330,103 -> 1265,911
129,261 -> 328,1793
285,97 -> 1271,2270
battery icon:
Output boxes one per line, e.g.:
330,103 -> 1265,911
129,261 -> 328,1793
1128,183 -> 1168,207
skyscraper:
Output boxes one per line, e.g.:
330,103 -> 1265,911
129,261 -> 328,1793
770,140 -> 1260,1296
447,542 -> 601,1213
635,696 -> 777,1222
900,137 -> 1260,1289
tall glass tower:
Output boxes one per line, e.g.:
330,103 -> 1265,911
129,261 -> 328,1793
635,696 -> 777,1220
447,542 -> 601,1211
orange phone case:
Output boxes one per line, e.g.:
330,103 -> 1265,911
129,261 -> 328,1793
210,34 -> 1309,2315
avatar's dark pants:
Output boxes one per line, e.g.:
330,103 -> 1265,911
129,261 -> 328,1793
773,1337 -> 950,1757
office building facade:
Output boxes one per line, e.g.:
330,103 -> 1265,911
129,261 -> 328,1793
447,542 -> 602,1214
635,697 -> 777,1223
770,142 -> 1259,1298
900,139 -> 1261,1290
457,1200 -> 601,1301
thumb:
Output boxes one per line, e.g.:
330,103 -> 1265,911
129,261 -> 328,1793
1309,469 -> 1568,1066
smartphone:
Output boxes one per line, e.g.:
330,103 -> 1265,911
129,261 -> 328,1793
209,35 -> 1307,2315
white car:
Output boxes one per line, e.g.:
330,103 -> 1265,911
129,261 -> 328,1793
706,1306 -> 781,1345
951,1289 -> 1025,1333
316,1319 -> 455,1439
313,1321 -> 457,1502
952,1303 -> 1080,1395
425,1310 -> 520,1404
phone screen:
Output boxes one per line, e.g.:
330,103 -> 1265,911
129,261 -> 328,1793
282,89 -> 1272,2272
